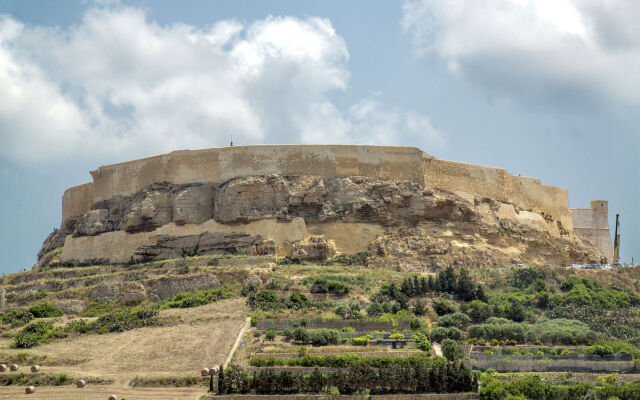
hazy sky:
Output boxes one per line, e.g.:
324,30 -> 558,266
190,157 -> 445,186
1,0 -> 638,274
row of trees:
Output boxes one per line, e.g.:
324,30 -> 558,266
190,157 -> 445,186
373,267 -> 486,307
218,358 -> 477,395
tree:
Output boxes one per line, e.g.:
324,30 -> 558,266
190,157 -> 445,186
366,302 -> 383,317
508,298 -> 526,323
442,338 -> 463,361
456,268 -> 476,301
464,300 -> 492,323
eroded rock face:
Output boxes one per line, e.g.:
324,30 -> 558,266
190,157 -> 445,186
53,300 -> 87,314
37,174 -> 602,267
119,282 -> 147,305
39,182 -> 218,258
213,175 -> 476,225
149,273 -> 221,301
88,283 -> 120,303
132,232 -> 272,263
289,235 -> 337,260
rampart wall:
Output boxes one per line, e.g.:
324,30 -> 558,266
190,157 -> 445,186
423,158 -> 573,230
88,145 -> 426,203
62,145 -> 572,228
57,144 -> 613,260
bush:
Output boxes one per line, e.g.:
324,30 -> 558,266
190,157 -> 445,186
430,326 -> 462,342
14,309 -> 160,348
2,310 -> 34,327
526,318 -> 597,345
28,303 -> 63,318
265,326 -> 277,341
468,317 -> 528,343
434,312 -> 471,329
309,278 -> 350,295
442,338 -> 462,361
160,288 -> 228,309
463,300 -> 492,323
366,302 -> 384,317
293,327 -> 310,342
310,329 -> 339,346
13,321 -> 65,348
511,267 -> 546,289
433,300 -> 458,316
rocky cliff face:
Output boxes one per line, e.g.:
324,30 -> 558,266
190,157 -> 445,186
38,174 -> 603,268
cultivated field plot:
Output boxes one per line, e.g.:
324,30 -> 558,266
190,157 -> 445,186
0,385 -> 204,400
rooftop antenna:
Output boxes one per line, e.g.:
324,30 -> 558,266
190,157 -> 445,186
230,134 -> 233,147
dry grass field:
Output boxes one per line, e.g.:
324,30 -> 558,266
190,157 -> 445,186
0,298 -> 246,398
0,385 -> 205,400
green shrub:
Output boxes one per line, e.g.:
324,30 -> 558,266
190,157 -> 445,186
293,327 -> 310,342
366,303 -> 383,317
434,312 -> 471,329
14,309 -> 160,348
28,303 -> 63,318
430,326 -> 462,342
2,310 -> 34,327
433,300 -> 458,316
265,326 -> 277,341
13,321 -> 66,348
441,338 -> 462,361
309,329 -> 339,346
463,300 -> 492,323
160,288 -> 228,309
309,278 -> 350,295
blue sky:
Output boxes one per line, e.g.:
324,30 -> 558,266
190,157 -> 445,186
0,0 -> 638,274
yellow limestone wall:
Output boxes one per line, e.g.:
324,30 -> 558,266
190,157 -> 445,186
88,145 -> 426,203
57,144 -> 596,262
61,182 -> 94,222
423,158 -> 574,231
61,218 -> 308,264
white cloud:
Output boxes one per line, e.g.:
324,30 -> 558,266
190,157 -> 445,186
402,0 -> 640,105
0,5 -> 443,165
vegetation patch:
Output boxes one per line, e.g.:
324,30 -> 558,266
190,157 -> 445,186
129,375 -> 207,387
0,372 -> 111,386
220,357 -> 477,395
159,288 -> 229,309
13,309 -> 160,348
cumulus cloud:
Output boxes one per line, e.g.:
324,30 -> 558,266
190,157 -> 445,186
402,0 -> 640,106
0,5 -> 443,165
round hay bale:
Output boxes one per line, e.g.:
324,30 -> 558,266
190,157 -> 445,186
76,379 -> 86,388
9,364 -> 18,371
210,365 -> 219,374
25,386 -> 36,394
30,365 -> 40,373
201,367 -> 210,376
0,363 -> 7,372
108,395 -> 118,400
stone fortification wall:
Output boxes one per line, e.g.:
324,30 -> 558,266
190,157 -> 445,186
62,182 -> 94,222
423,158 -> 573,231
89,145 -> 426,203
570,201 -> 613,261
62,145 -> 573,232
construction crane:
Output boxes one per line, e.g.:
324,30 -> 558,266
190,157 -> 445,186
613,214 -> 621,264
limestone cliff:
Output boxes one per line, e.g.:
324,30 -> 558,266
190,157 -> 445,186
37,174 -> 602,269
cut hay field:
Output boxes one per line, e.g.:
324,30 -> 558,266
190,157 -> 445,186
0,298 -> 246,398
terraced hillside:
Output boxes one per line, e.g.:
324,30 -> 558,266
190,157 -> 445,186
2,253 -> 640,399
